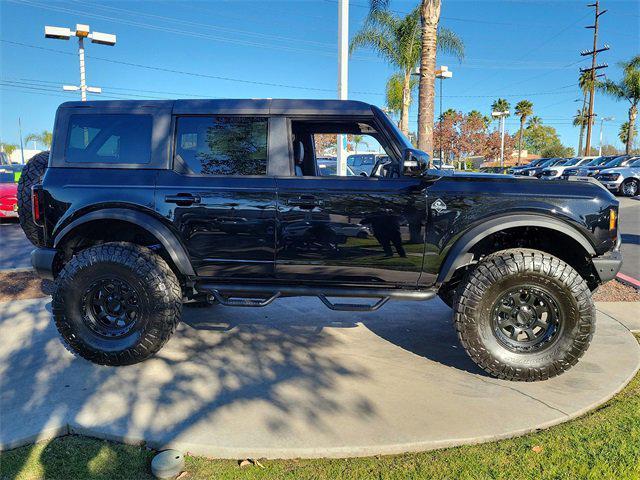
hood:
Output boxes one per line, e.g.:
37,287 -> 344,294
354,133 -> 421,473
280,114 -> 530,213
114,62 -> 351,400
0,182 -> 17,197
599,166 -> 636,175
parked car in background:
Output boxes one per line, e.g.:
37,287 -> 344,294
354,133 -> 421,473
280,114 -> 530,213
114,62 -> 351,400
595,157 -> 640,196
431,158 -> 455,171
479,166 -> 510,174
572,155 -> 634,178
538,157 -> 595,180
317,158 -> 357,177
508,158 -> 547,174
0,180 -> 18,219
347,153 -> 390,176
515,158 -> 564,176
0,152 -> 24,182
561,155 -> 617,179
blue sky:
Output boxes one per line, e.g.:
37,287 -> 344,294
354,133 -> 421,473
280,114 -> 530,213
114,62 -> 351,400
1,0 -> 638,151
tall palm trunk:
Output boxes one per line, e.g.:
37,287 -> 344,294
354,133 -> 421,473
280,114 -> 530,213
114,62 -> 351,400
517,118 -> 525,165
400,70 -> 412,136
417,0 -> 440,154
578,92 -> 587,156
627,104 -> 637,154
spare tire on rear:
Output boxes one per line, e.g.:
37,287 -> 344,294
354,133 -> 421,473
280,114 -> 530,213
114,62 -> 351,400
17,151 -> 49,246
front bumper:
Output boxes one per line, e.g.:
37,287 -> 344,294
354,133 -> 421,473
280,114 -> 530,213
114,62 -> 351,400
592,238 -> 623,283
598,180 -> 623,192
31,247 -> 58,280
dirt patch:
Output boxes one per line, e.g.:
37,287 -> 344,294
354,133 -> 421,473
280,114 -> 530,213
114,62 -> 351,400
0,270 -> 53,302
593,279 -> 640,302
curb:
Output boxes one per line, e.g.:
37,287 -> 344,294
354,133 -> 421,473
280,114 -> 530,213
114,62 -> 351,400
616,272 -> 640,290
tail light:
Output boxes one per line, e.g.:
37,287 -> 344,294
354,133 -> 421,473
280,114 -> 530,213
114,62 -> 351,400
31,185 -> 43,226
609,208 -> 617,231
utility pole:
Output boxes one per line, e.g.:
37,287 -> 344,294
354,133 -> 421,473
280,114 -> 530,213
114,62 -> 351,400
581,1 -> 609,155
45,24 -> 116,101
336,0 -> 349,177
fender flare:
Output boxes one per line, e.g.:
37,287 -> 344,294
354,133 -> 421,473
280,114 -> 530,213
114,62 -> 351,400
54,208 -> 196,277
436,214 -> 596,285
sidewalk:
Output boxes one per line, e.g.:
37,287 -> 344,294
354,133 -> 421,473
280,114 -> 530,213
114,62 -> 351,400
1,297 -> 638,458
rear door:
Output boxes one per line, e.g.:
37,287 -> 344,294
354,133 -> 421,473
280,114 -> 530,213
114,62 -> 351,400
155,114 -> 277,279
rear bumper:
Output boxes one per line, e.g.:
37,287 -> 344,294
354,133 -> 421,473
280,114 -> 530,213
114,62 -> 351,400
592,238 -> 623,283
31,247 -> 58,280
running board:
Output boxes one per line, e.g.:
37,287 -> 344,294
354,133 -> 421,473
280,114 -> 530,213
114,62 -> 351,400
197,284 -> 436,312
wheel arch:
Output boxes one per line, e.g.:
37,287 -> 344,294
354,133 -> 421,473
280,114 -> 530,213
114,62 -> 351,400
54,208 -> 195,277
436,214 -> 596,286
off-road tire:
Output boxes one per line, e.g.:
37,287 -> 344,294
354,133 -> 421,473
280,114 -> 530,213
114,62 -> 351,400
621,178 -> 639,197
455,249 -> 595,381
52,242 -> 182,366
17,150 -> 49,246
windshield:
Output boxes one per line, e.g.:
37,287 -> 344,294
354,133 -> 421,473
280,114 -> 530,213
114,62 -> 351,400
604,156 -> 628,168
562,158 -> 581,166
537,159 -> 555,168
0,152 -> 9,166
629,159 -> 640,167
587,156 -> 614,166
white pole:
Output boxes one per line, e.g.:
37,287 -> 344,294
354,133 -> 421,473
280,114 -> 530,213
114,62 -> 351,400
336,0 -> 349,176
499,116 -> 505,168
18,117 -> 25,164
598,119 -> 604,156
78,36 -> 87,101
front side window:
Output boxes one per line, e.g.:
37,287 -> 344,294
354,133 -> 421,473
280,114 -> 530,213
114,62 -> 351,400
66,114 -> 152,164
175,116 -> 268,176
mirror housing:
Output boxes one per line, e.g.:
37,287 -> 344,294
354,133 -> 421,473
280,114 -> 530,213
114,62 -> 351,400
402,148 -> 430,176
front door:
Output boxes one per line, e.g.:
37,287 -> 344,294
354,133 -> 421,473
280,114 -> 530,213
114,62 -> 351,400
275,117 -> 427,286
156,115 -> 277,279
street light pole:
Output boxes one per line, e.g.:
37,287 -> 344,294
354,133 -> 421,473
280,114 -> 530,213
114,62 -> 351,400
435,66 -> 452,164
598,116 -> 614,156
45,24 -> 116,101
336,0 -> 349,177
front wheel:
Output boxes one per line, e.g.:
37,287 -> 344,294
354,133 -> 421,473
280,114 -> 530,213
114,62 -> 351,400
455,249 -> 595,381
52,243 -> 182,366
621,178 -> 639,197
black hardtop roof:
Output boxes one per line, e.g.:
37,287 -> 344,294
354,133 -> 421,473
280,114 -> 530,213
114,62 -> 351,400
58,98 -> 376,116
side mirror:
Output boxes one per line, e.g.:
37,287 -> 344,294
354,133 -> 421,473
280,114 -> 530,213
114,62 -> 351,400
403,148 -> 430,176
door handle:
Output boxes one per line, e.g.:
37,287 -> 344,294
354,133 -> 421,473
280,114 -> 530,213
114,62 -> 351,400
165,194 -> 201,206
287,196 -> 323,207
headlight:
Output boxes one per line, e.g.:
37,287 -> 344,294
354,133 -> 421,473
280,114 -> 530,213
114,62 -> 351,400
596,173 -> 620,181
528,170 -> 536,176
564,169 -> 577,176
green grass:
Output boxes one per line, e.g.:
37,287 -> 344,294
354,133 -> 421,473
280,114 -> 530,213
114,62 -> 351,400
3,336 -> 640,480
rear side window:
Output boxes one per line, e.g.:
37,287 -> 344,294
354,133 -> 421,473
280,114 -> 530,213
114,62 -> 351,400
175,116 -> 268,176
66,114 -> 152,164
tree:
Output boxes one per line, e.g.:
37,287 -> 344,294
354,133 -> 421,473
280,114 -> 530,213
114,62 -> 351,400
491,98 -> 511,116
600,144 -> 621,156
485,130 -> 515,161
353,1 -> 463,138
541,144 -> 574,158
619,121 -> 638,147
315,134 -> 337,157
24,130 -> 52,149
577,70 -> 595,156
385,72 -> 417,124
598,55 -> 640,154
0,143 -> 18,155
527,116 -> 542,128
514,100 -> 533,164
351,134 -> 369,153
524,121 -> 563,155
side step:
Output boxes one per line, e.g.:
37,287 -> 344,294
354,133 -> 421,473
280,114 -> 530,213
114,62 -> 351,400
197,284 -> 436,312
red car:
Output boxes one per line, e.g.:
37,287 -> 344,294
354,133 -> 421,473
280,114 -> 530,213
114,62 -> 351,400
0,182 -> 18,219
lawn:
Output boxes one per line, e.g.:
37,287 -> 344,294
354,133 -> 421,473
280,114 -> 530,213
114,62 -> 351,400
2,335 -> 639,480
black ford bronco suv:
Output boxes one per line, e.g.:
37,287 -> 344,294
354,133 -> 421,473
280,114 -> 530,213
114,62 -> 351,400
19,99 -> 623,381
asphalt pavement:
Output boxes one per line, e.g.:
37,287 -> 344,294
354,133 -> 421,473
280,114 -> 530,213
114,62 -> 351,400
1,196 -> 638,278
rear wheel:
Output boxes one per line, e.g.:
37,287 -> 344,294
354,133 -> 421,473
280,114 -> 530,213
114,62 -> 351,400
621,178 -> 639,197
455,249 -> 595,381
17,151 -> 49,246
52,242 -> 182,366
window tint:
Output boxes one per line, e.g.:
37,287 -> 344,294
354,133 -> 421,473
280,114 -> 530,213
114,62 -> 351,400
175,116 -> 268,176
66,114 -> 152,164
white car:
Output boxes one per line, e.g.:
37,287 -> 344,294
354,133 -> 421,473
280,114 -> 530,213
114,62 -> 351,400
538,157 -> 595,180
594,158 -> 640,196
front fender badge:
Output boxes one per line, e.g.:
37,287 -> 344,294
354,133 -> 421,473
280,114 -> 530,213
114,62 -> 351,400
431,198 -> 447,214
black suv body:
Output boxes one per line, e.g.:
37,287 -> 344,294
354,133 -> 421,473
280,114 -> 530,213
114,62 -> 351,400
26,99 -> 623,381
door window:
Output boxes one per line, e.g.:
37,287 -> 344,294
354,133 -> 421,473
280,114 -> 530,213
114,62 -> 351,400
175,116 -> 268,176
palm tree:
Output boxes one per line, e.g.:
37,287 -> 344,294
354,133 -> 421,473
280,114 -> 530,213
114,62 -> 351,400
514,100 -> 533,164
491,98 -> 511,116
527,116 -> 543,128
351,134 -> 369,153
598,55 -> 640,154
619,121 -> 638,148
352,2 -> 463,138
24,130 -> 52,150
576,71 -> 595,156
385,72 -> 417,125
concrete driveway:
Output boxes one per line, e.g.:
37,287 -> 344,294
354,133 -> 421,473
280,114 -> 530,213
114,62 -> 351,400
1,296 -> 638,458
0,221 -> 32,270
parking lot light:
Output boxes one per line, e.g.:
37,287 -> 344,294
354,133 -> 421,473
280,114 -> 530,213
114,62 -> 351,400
44,24 -> 116,101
